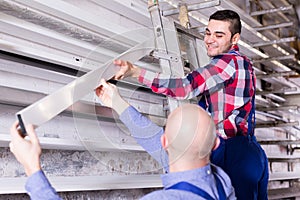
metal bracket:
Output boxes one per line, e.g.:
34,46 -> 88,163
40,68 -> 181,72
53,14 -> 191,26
150,50 -> 179,62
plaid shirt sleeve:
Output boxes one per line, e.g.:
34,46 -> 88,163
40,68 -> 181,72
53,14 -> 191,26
138,54 -> 237,100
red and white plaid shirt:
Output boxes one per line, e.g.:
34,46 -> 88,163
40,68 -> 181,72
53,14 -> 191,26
138,45 -> 255,139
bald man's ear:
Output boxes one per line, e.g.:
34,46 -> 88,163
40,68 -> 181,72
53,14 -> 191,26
161,134 -> 168,150
212,137 -> 220,151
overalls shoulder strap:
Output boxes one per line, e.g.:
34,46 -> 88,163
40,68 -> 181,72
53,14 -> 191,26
247,57 -> 256,137
166,173 -> 226,200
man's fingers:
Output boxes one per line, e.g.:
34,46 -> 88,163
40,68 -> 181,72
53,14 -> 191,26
114,70 -> 126,80
100,79 -> 116,90
11,121 -> 19,133
115,75 -> 125,80
9,142 -> 14,153
10,121 -> 22,139
95,85 -> 103,97
113,60 -> 129,80
100,79 -> 109,88
95,79 -> 114,98
25,124 -> 39,145
113,60 -> 121,65
12,121 -> 19,129
114,73 -> 122,80
113,59 -> 125,66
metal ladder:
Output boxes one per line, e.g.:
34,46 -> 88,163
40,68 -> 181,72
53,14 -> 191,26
147,0 -> 186,112
146,0 -> 219,112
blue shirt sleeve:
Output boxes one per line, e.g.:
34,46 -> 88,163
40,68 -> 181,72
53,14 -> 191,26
119,106 -> 169,172
25,170 -> 61,200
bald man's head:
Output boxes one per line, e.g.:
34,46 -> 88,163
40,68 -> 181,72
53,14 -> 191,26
162,104 -> 216,165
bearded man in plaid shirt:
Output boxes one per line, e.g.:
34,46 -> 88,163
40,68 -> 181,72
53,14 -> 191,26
113,10 -> 268,200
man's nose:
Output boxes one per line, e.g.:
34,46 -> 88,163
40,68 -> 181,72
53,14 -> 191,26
205,35 -> 215,43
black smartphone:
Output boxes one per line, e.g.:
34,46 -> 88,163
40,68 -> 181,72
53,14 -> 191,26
17,114 -> 27,136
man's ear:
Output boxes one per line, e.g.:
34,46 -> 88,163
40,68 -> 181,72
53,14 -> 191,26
231,33 -> 240,45
161,134 -> 168,150
212,137 -> 220,151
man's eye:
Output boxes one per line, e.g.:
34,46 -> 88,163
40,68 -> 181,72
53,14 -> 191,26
205,32 -> 211,36
216,35 -> 223,38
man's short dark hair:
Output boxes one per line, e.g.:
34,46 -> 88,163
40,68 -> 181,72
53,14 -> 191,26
209,10 -> 242,36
